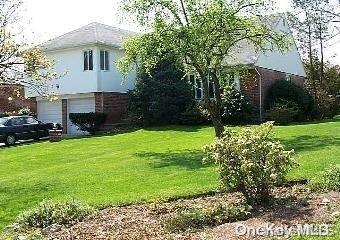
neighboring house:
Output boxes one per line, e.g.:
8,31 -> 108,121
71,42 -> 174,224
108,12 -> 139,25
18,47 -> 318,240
26,22 -> 136,135
0,84 -> 36,114
190,14 -> 306,120
28,14 -> 306,135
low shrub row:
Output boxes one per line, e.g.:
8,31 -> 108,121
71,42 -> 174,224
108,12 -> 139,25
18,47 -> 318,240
164,202 -> 251,232
16,199 -> 94,228
309,165 -> 340,192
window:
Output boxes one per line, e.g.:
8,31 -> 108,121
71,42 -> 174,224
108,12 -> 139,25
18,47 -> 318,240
26,117 -> 38,124
12,117 -> 25,126
208,81 -> 215,99
189,74 -> 216,99
100,50 -> 109,71
189,75 -> 203,99
234,73 -> 241,90
84,50 -> 93,71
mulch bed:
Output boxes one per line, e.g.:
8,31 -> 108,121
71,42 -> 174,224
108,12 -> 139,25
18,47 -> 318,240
44,186 -> 340,240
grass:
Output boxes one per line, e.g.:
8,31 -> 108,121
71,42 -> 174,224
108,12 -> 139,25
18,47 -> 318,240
0,120 -> 339,230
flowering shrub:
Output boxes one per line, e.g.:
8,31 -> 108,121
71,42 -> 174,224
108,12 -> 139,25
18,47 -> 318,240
310,165 -> 340,192
221,85 -> 254,124
16,199 -> 94,228
203,122 -> 297,205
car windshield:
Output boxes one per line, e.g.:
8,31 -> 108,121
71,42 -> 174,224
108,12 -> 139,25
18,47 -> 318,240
0,117 -> 9,125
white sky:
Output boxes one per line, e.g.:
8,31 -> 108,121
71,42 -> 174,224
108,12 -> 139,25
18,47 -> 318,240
20,0 -> 340,64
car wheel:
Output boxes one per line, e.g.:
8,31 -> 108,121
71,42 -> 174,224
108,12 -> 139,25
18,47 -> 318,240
5,135 -> 16,146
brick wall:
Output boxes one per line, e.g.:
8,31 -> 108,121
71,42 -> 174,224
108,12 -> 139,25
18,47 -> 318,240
0,84 -> 37,114
95,92 -> 128,124
241,67 -> 305,120
62,99 -> 68,134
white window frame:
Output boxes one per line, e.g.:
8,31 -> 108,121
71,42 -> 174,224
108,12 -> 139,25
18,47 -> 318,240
83,49 -> 94,71
234,73 -> 241,91
100,50 -> 110,71
189,74 -> 216,100
189,75 -> 203,100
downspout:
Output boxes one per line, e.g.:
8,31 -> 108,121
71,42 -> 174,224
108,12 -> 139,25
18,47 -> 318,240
254,68 -> 263,122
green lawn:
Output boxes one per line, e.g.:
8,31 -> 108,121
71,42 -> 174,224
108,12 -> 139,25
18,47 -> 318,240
0,120 -> 339,230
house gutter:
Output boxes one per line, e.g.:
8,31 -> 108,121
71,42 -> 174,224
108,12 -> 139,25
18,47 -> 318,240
254,67 -> 263,122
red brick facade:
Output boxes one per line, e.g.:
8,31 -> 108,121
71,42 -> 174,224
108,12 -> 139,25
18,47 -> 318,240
241,67 -> 305,120
94,92 -> 129,124
62,99 -> 68,134
0,84 -> 37,115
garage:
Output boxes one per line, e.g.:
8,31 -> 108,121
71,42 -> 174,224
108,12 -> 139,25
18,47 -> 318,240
67,97 -> 95,135
37,100 -> 62,124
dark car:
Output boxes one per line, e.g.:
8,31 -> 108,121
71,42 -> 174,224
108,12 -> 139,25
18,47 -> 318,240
0,116 -> 55,146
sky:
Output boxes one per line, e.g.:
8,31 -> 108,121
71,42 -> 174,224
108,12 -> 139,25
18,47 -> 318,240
20,0 -> 340,64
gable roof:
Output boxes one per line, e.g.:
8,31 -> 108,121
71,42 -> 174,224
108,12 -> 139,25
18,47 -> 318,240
39,22 -> 137,51
224,14 -> 284,66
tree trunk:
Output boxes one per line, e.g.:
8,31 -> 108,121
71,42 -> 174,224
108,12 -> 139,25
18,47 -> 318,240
319,21 -> 324,85
308,24 -> 318,105
201,73 -> 224,138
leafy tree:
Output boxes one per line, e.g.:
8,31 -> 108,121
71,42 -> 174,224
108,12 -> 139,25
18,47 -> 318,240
304,57 -> 340,117
0,0 -> 58,95
288,0 -> 340,103
117,0 -> 290,137
128,54 -> 193,124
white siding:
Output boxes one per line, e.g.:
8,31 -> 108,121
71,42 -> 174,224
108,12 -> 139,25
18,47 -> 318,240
26,46 -> 136,98
255,18 -> 307,77
97,48 -> 136,93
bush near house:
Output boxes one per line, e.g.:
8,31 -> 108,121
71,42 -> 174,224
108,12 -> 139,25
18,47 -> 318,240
128,55 -> 193,125
266,80 -> 314,123
204,122 -> 297,205
265,100 -> 301,124
179,102 -> 208,125
69,112 -> 107,135
221,85 -> 254,124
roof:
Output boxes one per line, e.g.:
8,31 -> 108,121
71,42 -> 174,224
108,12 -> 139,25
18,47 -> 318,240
39,22 -> 137,51
224,14 -> 284,66
40,14 -> 284,63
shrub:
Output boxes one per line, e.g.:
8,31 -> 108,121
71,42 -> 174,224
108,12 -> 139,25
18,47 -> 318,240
1,228 -> 44,240
203,122 -> 297,205
310,165 -> 340,192
0,112 -> 10,118
266,80 -> 314,120
179,102 -> 208,125
16,199 -> 94,228
164,202 -> 251,232
265,100 -> 300,124
69,112 -> 107,135
221,85 -> 254,124
128,55 -> 193,125
18,107 -> 32,116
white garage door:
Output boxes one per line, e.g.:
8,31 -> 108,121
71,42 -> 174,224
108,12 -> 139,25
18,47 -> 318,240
37,100 -> 62,124
68,97 -> 95,135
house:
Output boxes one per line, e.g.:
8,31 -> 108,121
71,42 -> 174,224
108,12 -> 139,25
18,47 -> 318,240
26,22 -> 137,135
189,14 -> 306,120
28,15 -> 306,134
